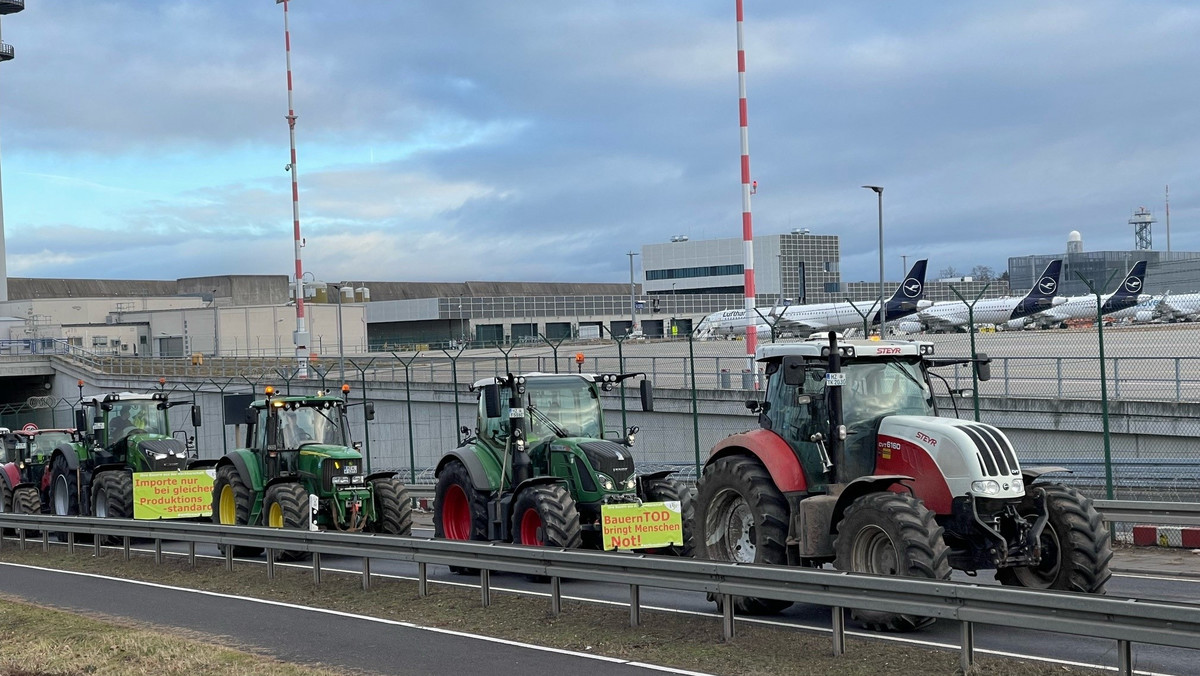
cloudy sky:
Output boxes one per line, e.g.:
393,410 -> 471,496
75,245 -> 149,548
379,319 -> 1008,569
1,1 -> 1197,285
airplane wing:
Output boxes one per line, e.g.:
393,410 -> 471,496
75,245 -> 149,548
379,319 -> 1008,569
772,316 -> 827,338
1027,308 -> 1069,329
917,309 -> 961,332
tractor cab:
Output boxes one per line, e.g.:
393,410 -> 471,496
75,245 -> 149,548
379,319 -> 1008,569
76,392 -> 202,472
244,387 -> 367,482
9,428 -> 78,484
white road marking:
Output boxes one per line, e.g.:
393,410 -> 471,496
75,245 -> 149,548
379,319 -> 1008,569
0,561 -> 714,676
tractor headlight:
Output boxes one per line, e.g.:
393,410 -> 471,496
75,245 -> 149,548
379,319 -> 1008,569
1010,477 -> 1024,493
622,477 -> 637,490
597,473 -> 615,491
971,480 -> 1000,496
332,475 -> 351,486
153,452 -> 168,461
352,475 -> 365,484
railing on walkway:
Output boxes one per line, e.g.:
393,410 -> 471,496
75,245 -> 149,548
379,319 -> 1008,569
0,512 -> 1194,676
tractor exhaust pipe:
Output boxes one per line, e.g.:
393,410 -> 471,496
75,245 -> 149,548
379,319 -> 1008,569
507,374 -> 532,486
825,331 -> 846,485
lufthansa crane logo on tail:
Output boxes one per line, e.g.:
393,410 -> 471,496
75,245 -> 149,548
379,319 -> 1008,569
1038,277 -> 1057,295
902,278 -> 922,298
1124,277 -> 1143,293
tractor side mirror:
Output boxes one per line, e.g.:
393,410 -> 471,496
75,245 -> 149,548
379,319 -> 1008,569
364,401 -> 375,421
75,409 -> 87,433
781,356 -> 806,386
241,407 -> 256,425
745,400 -> 760,412
639,379 -> 654,412
191,404 -> 202,427
483,384 -> 501,418
974,353 -> 991,382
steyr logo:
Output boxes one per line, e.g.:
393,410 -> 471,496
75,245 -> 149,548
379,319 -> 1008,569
1124,277 -> 1143,293
902,278 -> 922,298
1038,277 -> 1057,295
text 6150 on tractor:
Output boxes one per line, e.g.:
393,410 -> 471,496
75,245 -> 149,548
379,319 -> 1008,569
45,390 -> 206,523
0,427 -> 80,517
695,334 -> 1111,631
213,385 -> 412,560
434,372 -> 693,561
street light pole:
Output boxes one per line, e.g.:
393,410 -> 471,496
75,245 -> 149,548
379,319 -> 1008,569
627,251 -> 639,335
863,186 -> 885,335
333,283 -> 345,385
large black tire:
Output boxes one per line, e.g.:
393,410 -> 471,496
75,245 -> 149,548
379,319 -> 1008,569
91,472 -> 133,546
0,477 -> 12,535
48,454 -> 80,542
369,476 -> 413,536
212,465 -> 264,557
510,483 -> 583,549
833,492 -> 951,632
639,477 -> 696,557
13,486 -> 41,515
695,455 -> 792,615
995,484 -> 1113,593
263,483 -> 312,562
433,460 -> 490,575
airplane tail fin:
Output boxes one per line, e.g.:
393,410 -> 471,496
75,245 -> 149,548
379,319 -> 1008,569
1023,259 -> 1062,303
888,259 -> 928,302
1109,260 -> 1148,301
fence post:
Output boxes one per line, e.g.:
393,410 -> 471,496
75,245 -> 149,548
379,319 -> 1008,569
441,345 -> 467,442
392,352 -> 422,483
688,331 -> 702,480
352,358 -> 377,475
1075,271 -> 1116,500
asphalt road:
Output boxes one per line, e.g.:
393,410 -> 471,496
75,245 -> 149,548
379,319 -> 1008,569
105,525 -> 1200,676
0,561 -> 702,676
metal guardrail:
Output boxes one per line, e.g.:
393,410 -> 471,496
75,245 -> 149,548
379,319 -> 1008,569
0,513 -> 1195,675
1096,500 -> 1200,527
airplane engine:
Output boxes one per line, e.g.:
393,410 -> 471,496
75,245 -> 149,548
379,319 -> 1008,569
895,321 -> 923,335
1005,318 -> 1028,330
1135,311 -> 1155,323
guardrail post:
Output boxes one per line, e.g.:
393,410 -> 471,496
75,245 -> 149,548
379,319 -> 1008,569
122,536 -> 130,561
19,528 -> 26,550
312,552 -> 322,584
225,547 -> 234,571
481,569 -> 492,607
1117,640 -> 1132,676
550,577 -> 561,616
629,584 -> 640,627
93,533 -> 101,557
42,530 -> 48,552
418,562 -> 428,597
67,531 -> 75,554
361,557 -> 371,590
831,606 -> 845,656
960,620 -> 974,672
154,539 -> 162,565
721,594 -> 735,641
188,541 -> 196,567
266,552 -> 276,580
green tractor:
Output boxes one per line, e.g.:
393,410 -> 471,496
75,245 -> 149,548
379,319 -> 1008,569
212,385 -> 412,559
433,372 -> 693,560
45,391 -> 206,522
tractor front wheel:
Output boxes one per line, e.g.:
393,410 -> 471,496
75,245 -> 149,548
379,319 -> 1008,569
13,486 -> 41,515
833,492 -> 951,632
212,465 -> 264,557
996,484 -> 1112,593
511,483 -> 583,549
91,472 -> 133,545
48,454 -> 80,542
0,478 -> 11,534
370,476 -> 413,536
263,483 -> 312,562
434,460 -> 490,574
638,477 -> 696,557
695,455 -> 792,615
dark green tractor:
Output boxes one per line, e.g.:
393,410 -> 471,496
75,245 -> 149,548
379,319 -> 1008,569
44,391 -> 206,522
212,386 -> 412,560
433,372 -> 693,561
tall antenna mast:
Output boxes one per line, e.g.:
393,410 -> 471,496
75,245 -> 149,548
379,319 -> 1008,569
735,0 -> 757,374
1166,184 -> 1171,253
277,0 -> 308,378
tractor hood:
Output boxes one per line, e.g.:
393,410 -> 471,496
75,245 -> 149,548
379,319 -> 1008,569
130,435 -> 189,471
574,439 -> 635,485
295,444 -> 362,460
877,416 -> 1025,504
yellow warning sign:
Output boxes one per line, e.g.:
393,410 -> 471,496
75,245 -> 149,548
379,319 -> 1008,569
132,470 -> 216,520
601,501 -> 683,550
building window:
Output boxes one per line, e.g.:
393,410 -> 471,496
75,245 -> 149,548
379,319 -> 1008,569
646,264 -> 745,281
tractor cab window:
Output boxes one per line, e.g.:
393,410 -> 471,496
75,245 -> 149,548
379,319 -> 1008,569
765,360 -> 831,490
28,432 -> 71,460
276,404 -> 345,448
841,359 -> 934,431
108,401 -> 169,443
523,377 -> 602,440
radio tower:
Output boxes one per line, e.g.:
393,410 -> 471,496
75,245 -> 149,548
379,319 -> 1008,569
0,0 -> 25,302
735,0 -> 757,376
1129,206 -> 1154,251
277,0 -> 308,377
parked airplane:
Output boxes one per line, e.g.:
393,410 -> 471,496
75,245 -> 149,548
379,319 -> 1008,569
1108,292 -> 1165,323
917,259 -> 1065,332
1025,261 -> 1149,329
694,259 -> 930,339
1154,291 -> 1200,322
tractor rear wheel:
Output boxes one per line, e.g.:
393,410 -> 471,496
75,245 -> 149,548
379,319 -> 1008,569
434,460 -> 489,574
0,478 -> 11,534
833,492 -> 951,632
695,455 -> 792,615
369,476 -> 413,536
996,484 -> 1112,593
638,477 -> 696,557
511,484 -> 583,550
212,465 -> 264,557
48,454 -> 80,542
263,483 -> 312,561
13,486 -> 40,515
91,472 -> 133,545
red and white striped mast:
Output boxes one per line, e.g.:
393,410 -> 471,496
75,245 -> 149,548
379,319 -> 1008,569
278,0 -> 308,377
735,0 -> 758,373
